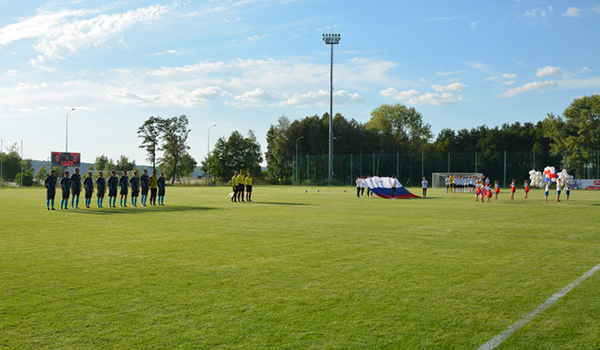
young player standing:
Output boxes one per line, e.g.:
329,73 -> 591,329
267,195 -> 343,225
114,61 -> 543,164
83,171 -> 94,208
157,171 -> 166,205
390,175 -> 397,199
565,182 -> 571,201
237,170 -> 245,202
108,170 -> 119,208
130,171 -> 140,207
60,171 -> 71,210
556,178 -> 562,202
245,172 -> 253,202
44,169 -> 57,210
494,180 -> 500,200
140,169 -> 149,206
70,167 -> 82,209
231,171 -> 239,202
355,177 -> 362,198
421,177 -> 428,198
544,181 -> 551,204
523,180 -> 530,200
445,175 -> 450,194
510,179 -> 516,200
149,170 -> 158,206
96,171 -> 106,208
119,170 -> 129,207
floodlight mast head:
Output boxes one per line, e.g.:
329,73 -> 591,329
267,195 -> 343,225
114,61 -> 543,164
322,33 -> 341,45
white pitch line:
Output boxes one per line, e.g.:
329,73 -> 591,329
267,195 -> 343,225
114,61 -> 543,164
478,263 -> 600,350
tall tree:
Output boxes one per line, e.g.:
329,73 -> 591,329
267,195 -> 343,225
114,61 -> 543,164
365,103 -> 432,154
0,143 -> 24,181
116,155 -> 136,171
203,130 -> 263,181
35,164 -> 47,184
95,155 -> 115,172
543,94 -> 600,176
160,152 -> 197,182
159,115 -> 191,185
265,116 -> 293,181
138,116 -> 162,170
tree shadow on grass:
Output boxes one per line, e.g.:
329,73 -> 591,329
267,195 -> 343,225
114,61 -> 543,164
67,205 -> 219,215
249,201 -> 310,206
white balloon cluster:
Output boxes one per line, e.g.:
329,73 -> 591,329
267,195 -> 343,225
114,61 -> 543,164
529,170 -> 545,188
558,169 -> 574,185
529,167 -> 574,188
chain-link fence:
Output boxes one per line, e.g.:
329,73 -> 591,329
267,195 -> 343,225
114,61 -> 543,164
292,150 -> 600,187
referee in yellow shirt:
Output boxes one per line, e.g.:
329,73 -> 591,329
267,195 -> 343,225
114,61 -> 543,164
245,172 -> 253,202
237,170 -> 245,202
149,169 -> 158,206
231,171 -> 239,202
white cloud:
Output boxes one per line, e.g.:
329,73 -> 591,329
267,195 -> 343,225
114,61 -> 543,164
497,80 -> 556,98
564,7 -> 582,17
0,5 -> 170,66
465,61 -> 488,70
536,65 -> 563,77
245,34 -> 266,43
502,73 -> 517,79
113,86 -> 228,107
380,88 -> 460,106
232,88 -> 277,107
431,82 -> 467,92
436,70 -> 464,76
469,21 -> 478,31
409,92 -> 459,106
380,88 -> 419,100
277,90 -> 364,108
525,6 -> 553,18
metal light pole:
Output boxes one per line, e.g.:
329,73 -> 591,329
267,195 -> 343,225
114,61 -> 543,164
20,140 -> 23,188
207,124 -> 217,185
66,107 -> 75,152
295,136 -> 304,184
323,33 -> 341,185
1,139 -> 3,189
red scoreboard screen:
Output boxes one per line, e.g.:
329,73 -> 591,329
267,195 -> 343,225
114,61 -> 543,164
51,152 -> 81,167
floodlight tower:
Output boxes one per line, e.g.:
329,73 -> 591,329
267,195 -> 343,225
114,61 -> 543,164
323,33 -> 341,185
66,107 -> 75,152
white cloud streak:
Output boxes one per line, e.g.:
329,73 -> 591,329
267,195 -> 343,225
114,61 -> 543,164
536,65 -> 563,77
497,80 -> 556,98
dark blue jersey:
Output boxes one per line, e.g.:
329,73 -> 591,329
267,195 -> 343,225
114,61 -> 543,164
130,177 -> 140,192
119,176 -> 129,191
71,173 -> 81,190
96,177 -> 106,192
140,174 -> 149,190
108,176 -> 118,191
84,177 -> 94,192
157,176 -> 166,190
45,175 -> 57,191
60,177 -> 71,192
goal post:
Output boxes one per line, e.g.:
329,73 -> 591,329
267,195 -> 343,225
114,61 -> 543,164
431,172 -> 483,188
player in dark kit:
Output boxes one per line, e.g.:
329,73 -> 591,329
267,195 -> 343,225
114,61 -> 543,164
70,167 -> 82,209
119,170 -> 129,207
44,169 -> 57,210
107,171 -> 119,208
83,171 -> 94,208
130,171 -> 140,207
60,171 -> 71,210
140,169 -> 149,207
96,171 -> 106,208
157,171 -> 166,205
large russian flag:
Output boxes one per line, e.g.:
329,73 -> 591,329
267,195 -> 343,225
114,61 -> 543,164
362,176 -> 420,199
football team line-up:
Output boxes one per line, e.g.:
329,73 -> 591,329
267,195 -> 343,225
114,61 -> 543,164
43,168 -> 166,210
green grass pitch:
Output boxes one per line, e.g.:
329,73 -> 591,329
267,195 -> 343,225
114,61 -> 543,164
1,186 -> 599,349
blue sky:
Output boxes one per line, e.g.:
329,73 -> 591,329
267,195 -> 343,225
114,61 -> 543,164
1,0 -> 599,165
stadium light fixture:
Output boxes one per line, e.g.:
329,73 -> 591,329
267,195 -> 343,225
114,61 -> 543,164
66,107 -> 75,152
207,123 -> 217,185
322,33 -> 341,185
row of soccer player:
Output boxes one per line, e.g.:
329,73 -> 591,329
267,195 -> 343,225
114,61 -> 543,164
231,170 -> 254,202
444,175 -> 478,193
474,177 -> 571,203
43,168 -> 167,210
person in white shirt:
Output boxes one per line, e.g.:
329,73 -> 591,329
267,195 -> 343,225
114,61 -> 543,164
444,176 -> 450,194
421,177 -> 428,197
544,181 -> 551,203
556,178 -> 562,202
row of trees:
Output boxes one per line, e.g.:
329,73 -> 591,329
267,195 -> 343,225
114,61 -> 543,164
0,143 -> 34,186
265,95 -> 600,180
137,115 -> 197,184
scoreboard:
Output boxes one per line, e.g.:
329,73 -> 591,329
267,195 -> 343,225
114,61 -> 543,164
51,152 -> 81,167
